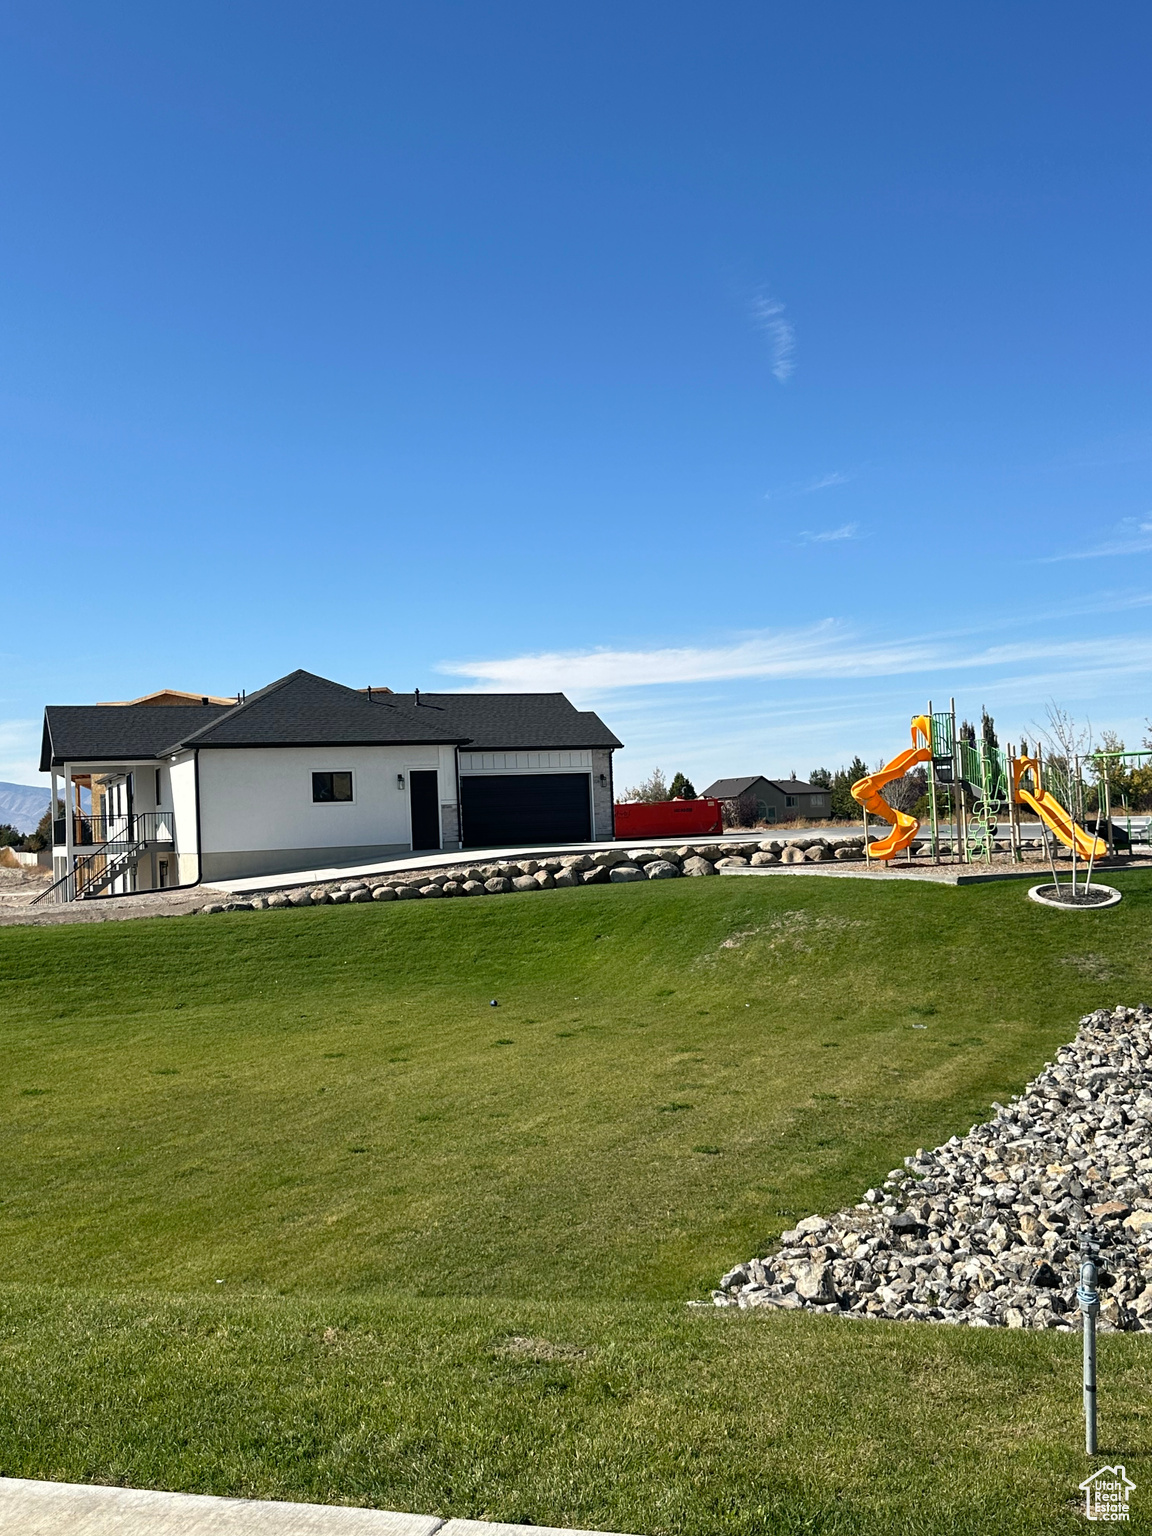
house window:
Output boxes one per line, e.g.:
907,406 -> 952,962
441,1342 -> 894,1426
155,768 -> 162,805
767,805 -> 777,822
312,771 -> 353,803
785,795 -> 797,808
811,794 -> 825,807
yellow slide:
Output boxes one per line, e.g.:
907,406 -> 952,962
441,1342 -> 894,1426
1012,756 -> 1106,859
851,716 -> 932,860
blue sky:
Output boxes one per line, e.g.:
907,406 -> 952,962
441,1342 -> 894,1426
3,2 -> 1152,790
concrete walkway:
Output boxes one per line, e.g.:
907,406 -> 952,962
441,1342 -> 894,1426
210,821 -> 1121,897
0,1479 -> 636,1536
718,857 -> 1148,887
213,831 -> 763,895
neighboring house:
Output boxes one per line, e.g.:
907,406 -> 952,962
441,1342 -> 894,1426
39,669 -> 621,898
700,775 -> 830,824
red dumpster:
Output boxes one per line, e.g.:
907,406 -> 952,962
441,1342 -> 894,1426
613,798 -> 723,840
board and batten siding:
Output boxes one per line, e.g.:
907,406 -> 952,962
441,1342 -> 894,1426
458,750 -> 594,773
458,747 -> 616,840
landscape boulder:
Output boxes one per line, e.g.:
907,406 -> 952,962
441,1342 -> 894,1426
592,849 -> 629,869
609,864 -> 646,882
681,855 -> 716,877
645,860 -> 680,879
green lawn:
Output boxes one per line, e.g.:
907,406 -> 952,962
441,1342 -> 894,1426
3,871 -> 1152,1532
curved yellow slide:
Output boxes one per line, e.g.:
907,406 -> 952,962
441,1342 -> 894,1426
851,716 -> 932,860
1012,756 -> 1106,859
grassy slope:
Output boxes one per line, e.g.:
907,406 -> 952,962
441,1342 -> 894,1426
3,871 -> 1152,1532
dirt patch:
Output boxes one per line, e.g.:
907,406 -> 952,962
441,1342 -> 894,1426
713,910 -> 864,959
494,1335 -> 588,1362
0,874 -> 231,929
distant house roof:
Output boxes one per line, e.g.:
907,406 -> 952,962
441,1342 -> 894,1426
41,670 -> 621,769
98,688 -> 237,707
701,775 -> 774,800
701,775 -> 820,800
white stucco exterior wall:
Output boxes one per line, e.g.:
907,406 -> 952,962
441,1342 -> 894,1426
196,745 -> 458,879
169,753 -> 199,885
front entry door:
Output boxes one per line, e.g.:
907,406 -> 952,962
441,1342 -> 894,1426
409,771 -> 441,850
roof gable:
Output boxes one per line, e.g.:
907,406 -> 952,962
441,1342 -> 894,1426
41,704 -> 234,771
177,671 -> 465,750
700,776 -> 773,800
700,775 -> 822,800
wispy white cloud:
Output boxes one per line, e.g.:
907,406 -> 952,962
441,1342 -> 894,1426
1037,517 -> 1152,563
798,522 -> 859,544
749,291 -> 795,382
439,624 -> 1152,697
802,471 -> 850,492
764,470 -> 851,501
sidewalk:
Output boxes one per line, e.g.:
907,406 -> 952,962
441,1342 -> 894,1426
0,1479 -> 636,1536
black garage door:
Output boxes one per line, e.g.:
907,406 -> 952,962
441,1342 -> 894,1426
461,773 -> 591,847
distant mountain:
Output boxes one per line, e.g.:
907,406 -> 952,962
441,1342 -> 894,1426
0,782 -> 51,833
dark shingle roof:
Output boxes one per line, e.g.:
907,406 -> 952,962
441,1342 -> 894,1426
40,671 -> 621,766
700,776 -> 773,800
389,693 -> 622,751
40,704 -> 233,770
701,775 -> 819,800
176,671 -> 465,750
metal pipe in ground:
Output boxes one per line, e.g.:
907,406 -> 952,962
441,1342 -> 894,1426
1079,1237 -> 1099,1455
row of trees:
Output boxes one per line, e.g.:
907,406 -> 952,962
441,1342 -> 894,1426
0,805 -> 58,852
623,769 -> 697,803
620,706 -> 1152,820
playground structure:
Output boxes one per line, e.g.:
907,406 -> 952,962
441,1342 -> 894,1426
852,700 -> 1131,881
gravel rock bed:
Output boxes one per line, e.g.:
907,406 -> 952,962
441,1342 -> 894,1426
708,1005 -> 1152,1331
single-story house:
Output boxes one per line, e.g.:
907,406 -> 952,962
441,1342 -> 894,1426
40,669 -> 621,898
700,775 -> 829,824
